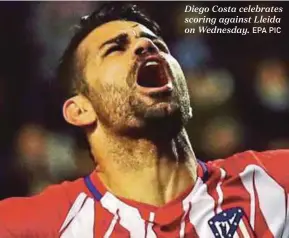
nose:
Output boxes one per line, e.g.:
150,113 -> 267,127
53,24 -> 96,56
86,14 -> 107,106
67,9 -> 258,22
133,38 -> 159,56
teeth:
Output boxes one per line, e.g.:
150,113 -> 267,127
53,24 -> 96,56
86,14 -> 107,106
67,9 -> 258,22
167,81 -> 173,89
145,61 -> 159,67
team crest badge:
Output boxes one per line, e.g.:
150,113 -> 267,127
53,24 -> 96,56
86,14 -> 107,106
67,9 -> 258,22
208,207 -> 244,238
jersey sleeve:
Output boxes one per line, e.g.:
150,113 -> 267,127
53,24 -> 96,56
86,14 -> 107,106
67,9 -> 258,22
0,184 -> 71,238
249,149 -> 289,192
246,150 -> 289,236
213,149 -> 289,193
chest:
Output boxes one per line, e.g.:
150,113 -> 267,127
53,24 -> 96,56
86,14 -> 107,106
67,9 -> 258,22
59,166 -> 287,238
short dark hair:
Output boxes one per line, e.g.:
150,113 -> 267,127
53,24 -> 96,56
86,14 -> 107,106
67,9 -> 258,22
57,3 -> 161,103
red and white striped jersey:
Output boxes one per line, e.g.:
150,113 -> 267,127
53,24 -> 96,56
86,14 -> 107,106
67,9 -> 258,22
0,149 -> 288,238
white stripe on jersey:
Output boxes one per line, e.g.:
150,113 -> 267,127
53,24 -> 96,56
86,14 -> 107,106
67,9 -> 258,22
101,192 -> 149,238
183,177 -> 216,237
146,212 -> 157,238
179,213 -> 186,238
281,194 -> 289,238
104,211 -> 119,238
240,168 -> 256,229
180,196 -> 193,238
253,165 -> 286,238
61,197 -> 95,238
233,231 -> 240,238
241,165 -> 286,237
59,192 -> 87,233
239,219 -> 250,238
216,168 -> 226,214
215,169 -> 241,238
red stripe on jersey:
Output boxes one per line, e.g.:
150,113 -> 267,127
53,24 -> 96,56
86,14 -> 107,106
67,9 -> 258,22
219,171 -> 251,214
156,202 -> 193,238
205,165 -> 222,214
153,221 -> 181,237
184,222 -> 198,238
108,221 -> 131,238
236,228 -> 245,238
183,203 -> 198,238
155,202 -> 184,225
235,219 -> 245,238
94,202 -> 113,237
106,209 -> 131,238
217,169 -> 255,237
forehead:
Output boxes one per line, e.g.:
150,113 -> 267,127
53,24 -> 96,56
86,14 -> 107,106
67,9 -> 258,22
77,20 -> 156,55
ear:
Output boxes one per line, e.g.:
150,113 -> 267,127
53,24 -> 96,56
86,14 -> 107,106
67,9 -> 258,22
63,95 -> 96,127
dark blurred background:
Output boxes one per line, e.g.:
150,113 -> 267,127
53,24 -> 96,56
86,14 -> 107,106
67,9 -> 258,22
0,1 -> 288,198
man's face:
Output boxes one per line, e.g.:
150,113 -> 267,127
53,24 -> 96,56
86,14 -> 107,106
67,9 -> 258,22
77,20 -> 191,137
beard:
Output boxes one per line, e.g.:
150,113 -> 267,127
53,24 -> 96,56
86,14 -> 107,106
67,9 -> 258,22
87,58 -> 192,140
127,90 -> 189,140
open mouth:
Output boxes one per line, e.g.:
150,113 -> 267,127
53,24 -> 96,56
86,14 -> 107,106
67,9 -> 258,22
137,60 -> 169,88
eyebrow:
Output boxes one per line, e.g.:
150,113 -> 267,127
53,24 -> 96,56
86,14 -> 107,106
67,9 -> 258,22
99,33 -> 129,50
99,31 -> 160,50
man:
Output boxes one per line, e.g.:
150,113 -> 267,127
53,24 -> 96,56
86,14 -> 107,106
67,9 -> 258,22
0,3 -> 288,238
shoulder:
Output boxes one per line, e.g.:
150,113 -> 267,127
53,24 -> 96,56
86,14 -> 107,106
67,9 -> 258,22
0,176 -> 89,237
210,149 -> 289,192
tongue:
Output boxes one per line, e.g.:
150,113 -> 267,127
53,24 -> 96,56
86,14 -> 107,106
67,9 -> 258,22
137,64 -> 168,88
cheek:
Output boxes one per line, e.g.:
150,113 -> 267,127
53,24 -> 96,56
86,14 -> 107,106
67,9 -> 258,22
97,56 -> 132,87
85,58 -> 133,104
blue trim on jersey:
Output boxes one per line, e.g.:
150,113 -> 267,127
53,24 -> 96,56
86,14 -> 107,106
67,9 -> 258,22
84,175 -> 103,201
197,159 -> 209,182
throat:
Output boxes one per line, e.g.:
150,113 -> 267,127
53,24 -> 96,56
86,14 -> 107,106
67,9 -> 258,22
90,127 -> 198,206
97,160 -> 195,206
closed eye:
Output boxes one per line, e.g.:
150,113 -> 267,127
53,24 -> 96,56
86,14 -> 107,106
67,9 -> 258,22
103,45 -> 124,57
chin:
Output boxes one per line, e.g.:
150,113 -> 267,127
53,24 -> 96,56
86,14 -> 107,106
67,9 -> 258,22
140,103 -> 184,138
122,108 -> 185,140
128,96 -> 188,139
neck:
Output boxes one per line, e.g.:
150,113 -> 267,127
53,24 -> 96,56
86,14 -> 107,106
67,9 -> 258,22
89,126 -> 197,206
